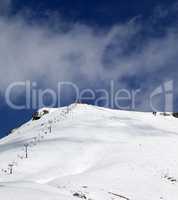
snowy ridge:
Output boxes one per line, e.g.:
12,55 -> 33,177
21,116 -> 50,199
0,103 -> 178,200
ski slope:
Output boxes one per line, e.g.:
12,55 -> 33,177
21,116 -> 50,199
0,103 -> 178,200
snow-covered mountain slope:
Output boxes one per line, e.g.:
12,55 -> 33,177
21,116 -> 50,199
0,103 -> 178,200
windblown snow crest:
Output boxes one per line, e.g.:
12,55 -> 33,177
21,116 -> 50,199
0,103 -> 178,200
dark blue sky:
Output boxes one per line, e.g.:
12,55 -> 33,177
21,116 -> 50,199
12,0 -> 159,24
11,0 -> 175,26
0,0 -> 178,138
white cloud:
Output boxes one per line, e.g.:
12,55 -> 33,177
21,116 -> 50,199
0,4 -> 177,110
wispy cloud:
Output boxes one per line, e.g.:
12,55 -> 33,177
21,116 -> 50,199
0,2 -> 178,110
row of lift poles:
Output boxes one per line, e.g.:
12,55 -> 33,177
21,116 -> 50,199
7,105 -> 75,175
8,123 -> 52,175
8,143 -> 29,175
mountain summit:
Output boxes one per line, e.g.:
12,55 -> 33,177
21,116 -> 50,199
0,103 -> 178,200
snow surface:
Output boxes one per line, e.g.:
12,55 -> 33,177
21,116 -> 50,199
0,103 -> 178,200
